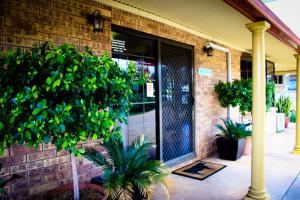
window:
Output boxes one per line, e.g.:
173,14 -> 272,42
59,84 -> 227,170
240,54 -> 275,81
288,75 -> 296,90
112,30 -> 157,159
274,75 -> 283,84
241,59 -> 252,79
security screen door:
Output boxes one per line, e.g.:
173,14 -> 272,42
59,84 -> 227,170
160,42 -> 194,162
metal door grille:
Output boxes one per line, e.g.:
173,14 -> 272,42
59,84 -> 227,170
161,43 -> 193,162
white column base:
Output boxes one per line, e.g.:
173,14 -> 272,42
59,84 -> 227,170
244,187 -> 270,200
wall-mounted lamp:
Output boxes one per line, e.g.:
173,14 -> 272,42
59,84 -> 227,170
203,46 -> 214,57
87,10 -> 104,32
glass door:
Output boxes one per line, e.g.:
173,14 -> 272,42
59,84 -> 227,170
160,42 -> 194,162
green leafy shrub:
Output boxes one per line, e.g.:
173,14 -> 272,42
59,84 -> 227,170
266,81 -> 275,111
0,43 -> 136,155
214,81 -> 238,108
214,79 -> 275,115
290,110 -> 296,122
215,118 -> 252,139
84,135 -> 168,200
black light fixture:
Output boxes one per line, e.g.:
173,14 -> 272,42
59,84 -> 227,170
203,46 -> 214,57
88,10 -> 104,32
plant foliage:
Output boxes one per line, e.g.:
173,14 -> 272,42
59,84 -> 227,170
0,43 -> 136,155
84,135 -> 169,200
290,110 -> 296,123
276,96 -> 292,117
215,79 -> 275,115
215,118 -> 252,139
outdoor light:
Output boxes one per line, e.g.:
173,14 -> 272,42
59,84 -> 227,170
203,46 -> 214,57
88,10 -> 104,32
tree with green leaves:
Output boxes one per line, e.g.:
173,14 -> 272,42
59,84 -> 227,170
215,79 -> 275,116
0,43 -> 137,199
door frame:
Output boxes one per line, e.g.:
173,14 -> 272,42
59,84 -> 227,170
112,25 -> 196,164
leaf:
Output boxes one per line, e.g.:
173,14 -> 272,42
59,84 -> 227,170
57,55 -> 64,64
42,111 -> 48,119
59,124 -> 66,133
43,135 -> 50,144
62,141 -> 69,149
0,122 -> 4,130
92,133 -> 97,140
32,108 -> 42,115
46,77 -> 52,85
73,65 -> 78,72
91,77 -> 97,83
45,52 -> 54,60
53,79 -> 61,88
41,99 -> 47,107
65,105 -> 72,111
78,149 -> 85,154
32,93 -> 38,99
25,131 -> 32,139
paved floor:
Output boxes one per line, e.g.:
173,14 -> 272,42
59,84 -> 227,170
152,123 -> 300,200
282,172 -> 300,200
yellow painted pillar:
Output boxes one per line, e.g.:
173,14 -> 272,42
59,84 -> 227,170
245,21 -> 271,200
293,54 -> 300,155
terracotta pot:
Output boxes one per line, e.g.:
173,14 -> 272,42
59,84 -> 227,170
285,116 -> 289,128
243,136 -> 252,155
45,183 -> 108,200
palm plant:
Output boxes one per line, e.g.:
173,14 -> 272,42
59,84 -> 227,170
84,135 -> 169,200
215,118 -> 251,139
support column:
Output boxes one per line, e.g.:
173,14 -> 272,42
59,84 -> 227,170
245,21 -> 270,200
293,54 -> 300,155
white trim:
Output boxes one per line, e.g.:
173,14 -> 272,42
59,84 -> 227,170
96,0 -> 249,53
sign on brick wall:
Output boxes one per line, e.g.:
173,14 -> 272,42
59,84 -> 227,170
198,67 -> 213,76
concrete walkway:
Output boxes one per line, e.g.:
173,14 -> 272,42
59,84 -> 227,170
282,172 -> 300,200
152,123 -> 300,200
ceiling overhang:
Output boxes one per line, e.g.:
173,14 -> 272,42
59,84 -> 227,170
97,0 -> 299,73
223,0 -> 300,54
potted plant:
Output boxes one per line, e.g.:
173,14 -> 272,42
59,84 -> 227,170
276,96 -> 286,132
0,43 -> 137,199
215,118 -> 251,161
84,135 -> 169,200
45,183 -> 108,200
282,96 -> 292,128
242,121 -> 252,155
215,80 -> 274,155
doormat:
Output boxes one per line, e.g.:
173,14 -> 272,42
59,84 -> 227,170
172,161 -> 226,180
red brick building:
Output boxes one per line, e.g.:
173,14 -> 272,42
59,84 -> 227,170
0,0 -> 299,199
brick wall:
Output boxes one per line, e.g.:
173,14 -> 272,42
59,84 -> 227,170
0,0 -> 241,199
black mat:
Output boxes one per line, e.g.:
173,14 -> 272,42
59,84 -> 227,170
172,160 -> 226,180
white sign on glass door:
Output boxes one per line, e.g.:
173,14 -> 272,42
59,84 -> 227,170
146,82 -> 154,97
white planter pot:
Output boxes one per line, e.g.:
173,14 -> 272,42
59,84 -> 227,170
276,113 -> 285,132
267,107 -> 276,134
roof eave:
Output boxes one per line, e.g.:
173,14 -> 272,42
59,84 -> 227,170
223,0 -> 300,53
